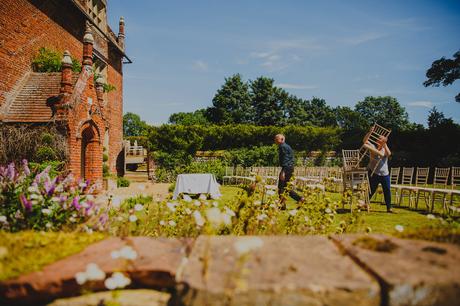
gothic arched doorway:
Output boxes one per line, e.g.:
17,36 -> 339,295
80,123 -> 101,182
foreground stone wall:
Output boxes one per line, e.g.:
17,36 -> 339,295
1,235 -> 459,306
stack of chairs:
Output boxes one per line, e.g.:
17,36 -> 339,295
341,149 -> 370,212
358,123 -> 392,175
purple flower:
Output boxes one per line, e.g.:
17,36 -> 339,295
22,159 -> 30,176
98,213 -> 109,226
44,180 -> 56,196
72,196 -> 81,210
7,163 -> 16,181
20,194 -> 32,212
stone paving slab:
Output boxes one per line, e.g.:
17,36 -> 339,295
331,234 -> 460,306
0,237 -> 190,306
175,235 -> 380,306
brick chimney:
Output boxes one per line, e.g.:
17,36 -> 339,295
82,25 -> 94,67
60,50 -> 73,94
118,16 -> 125,50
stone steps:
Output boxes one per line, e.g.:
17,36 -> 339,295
1,235 -> 459,306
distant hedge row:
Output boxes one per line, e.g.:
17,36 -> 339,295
148,124 -> 341,152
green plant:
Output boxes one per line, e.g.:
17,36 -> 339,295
35,146 -> 57,162
117,177 -> 130,188
103,83 -> 117,93
32,47 -> 81,73
103,164 -> 110,177
41,133 -> 54,146
103,153 -> 109,162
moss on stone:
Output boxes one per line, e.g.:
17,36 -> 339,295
352,236 -> 398,253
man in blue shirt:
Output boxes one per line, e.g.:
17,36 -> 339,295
275,134 -> 302,208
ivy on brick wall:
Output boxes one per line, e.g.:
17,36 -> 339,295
32,47 -> 82,73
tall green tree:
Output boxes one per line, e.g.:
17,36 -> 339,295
250,76 -> 286,126
424,50 -> 460,103
123,112 -> 148,137
206,74 -> 253,124
427,107 -> 454,129
168,109 -> 209,125
355,96 -> 410,131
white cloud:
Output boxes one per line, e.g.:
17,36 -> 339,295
277,83 -> 318,90
407,101 -> 434,108
192,60 -> 208,71
339,32 -> 387,46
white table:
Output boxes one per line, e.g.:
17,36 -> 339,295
173,173 -> 221,200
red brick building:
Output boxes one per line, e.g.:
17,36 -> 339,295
0,0 -> 130,184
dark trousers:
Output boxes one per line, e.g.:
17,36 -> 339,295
278,167 -> 302,202
369,173 -> 392,210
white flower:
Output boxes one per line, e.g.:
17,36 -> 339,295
199,194 -> 207,201
257,213 -> 268,221
426,214 -> 435,219
325,208 -> 332,214
159,220 -> 166,226
224,207 -> 235,217
166,202 -> 176,212
104,276 -> 117,290
120,246 -> 137,260
193,210 -> 205,226
129,215 -> 138,222
234,237 -> 264,255
253,200 -> 262,206
79,182 -> 87,188
85,263 -> 106,281
288,209 -> 298,216
51,197 -> 60,202
75,272 -> 87,285
27,186 -> 38,193
206,207 -> 223,226
104,272 -> 131,290
183,194 -> 192,202
193,200 -> 201,207
222,213 -> 232,225
0,216 -> 7,223
45,222 -> 52,228
395,225 -> 404,232
266,189 -> 276,196
30,194 -> 39,200
134,204 -> 144,211
304,216 -> 310,222
86,228 -> 93,234
116,216 -> 123,222
185,208 -> 192,215
168,220 -> 177,227
69,216 -> 76,223
212,201 -> 219,207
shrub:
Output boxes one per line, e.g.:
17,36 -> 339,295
29,161 -> 65,177
32,47 -> 81,73
0,160 -> 98,232
35,146 -> 57,162
41,133 -> 54,146
103,154 -> 109,162
154,160 -> 226,183
117,177 -> 130,188
102,164 -> 110,177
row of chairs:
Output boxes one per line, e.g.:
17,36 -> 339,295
390,167 -> 460,189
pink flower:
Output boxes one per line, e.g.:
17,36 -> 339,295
20,194 -> 32,212
22,160 -> 30,176
72,196 -> 81,210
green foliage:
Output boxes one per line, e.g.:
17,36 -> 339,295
224,146 -> 278,167
424,50 -> 460,103
103,153 -> 109,162
41,133 -> 54,146
117,177 -> 130,188
35,146 -> 57,163
0,231 -> 104,281
123,112 -> 148,137
32,47 -> 81,73
355,96 -> 410,131
250,76 -> 285,126
29,161 -> 65,177
155,160 -> 226,183
103,164 -> 110,177
169,109 -> 209,125
103,83 -> 117,93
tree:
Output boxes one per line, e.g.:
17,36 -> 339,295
168,109 -> 209,125
355,96 -> 410,131
123,112 -> 148,137
334,106 -> 367,131
427,107 -> 454,129
424,50 -> 460,102
206,74 -> 253,124
250,76 -> 286,126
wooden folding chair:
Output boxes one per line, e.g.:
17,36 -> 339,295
341,149 -> 370,211
429,167 -> 450,213
448,167 -> 460,216
357,123 -> 391,175
397,167 -> 414,207
412,167 -> 430,210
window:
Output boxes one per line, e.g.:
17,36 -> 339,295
87,0 -> 107,29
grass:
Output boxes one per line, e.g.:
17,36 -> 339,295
0,231 -> 105,281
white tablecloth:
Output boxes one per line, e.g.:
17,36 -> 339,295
173,173 -> 221,200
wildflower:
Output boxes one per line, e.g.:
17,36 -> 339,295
134,204 -> 144,211
193,210 -> 205,226
22,159 -> 30,176
395,225 -> 404,232
253,200 -> 262,206
206,207 -> 222,226
72,196 -> 81,210
199,194 -> 207,201
129,215 -> 138,222
69,216 -> 76,223
85,263 -> 106,281
212,201 -> 219,207
166,202 -> 176,212
168,220 -> 177,227
75,272 -> 87,285
426,214 -> 435,219
224,207 -> 235,217
222,213 -> 232,225
111,197 -> 122,209
193,200 -> 201,207
234,237 -> 264,255
159,220 -> 166,226
257,213 -> 268,221
185,208 -> 192,215
266,189 -> 276,196
104,272 -> 131,290
183,194 -> 192,202
111,246 -> 137,260
27,185 -> 38,193
304,216 -> 310,223
0,216 -> 6,223
45,222 -> 52,229
288,209 -> 298,216
116,216 -> 123,222
325,208 -> 332,214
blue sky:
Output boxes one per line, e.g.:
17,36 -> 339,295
107,0 -> 460,126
